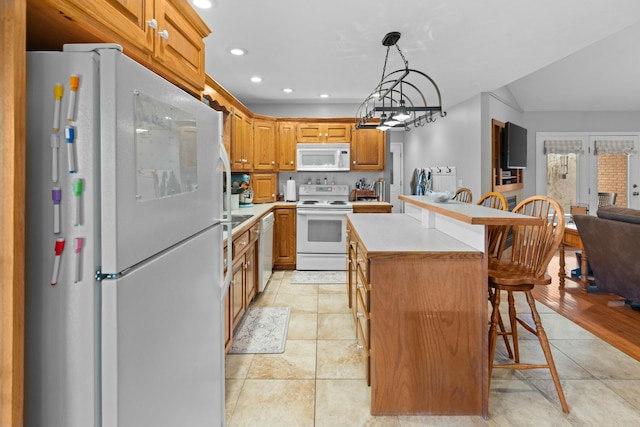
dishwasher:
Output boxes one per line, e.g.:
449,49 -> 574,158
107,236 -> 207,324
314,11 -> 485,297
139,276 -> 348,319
258,212 -> 275,292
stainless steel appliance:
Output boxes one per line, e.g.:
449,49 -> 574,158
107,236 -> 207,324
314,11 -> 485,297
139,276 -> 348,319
296,184 -> 353,270
25,45 -> 229,427
296,143 -> 350,171
259,212 -> 275,292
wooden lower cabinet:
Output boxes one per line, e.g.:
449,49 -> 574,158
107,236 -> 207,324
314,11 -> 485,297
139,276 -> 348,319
346,217 -> 485,416
273,206 -> 296,270
224,221 -> 260,353
352,203 -> 392,213
230,257 -> 245,327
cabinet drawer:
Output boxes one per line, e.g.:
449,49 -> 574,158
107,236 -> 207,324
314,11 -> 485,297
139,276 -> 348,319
249,223 -> 260,243
355,314 -> 371,386
356,256 -> 368,284
232,230 -> 250,257
355,291 -> 370,350
356,272 -> 370,313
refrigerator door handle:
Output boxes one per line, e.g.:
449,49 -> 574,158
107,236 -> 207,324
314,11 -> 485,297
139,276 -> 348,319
220,141 -> 233,298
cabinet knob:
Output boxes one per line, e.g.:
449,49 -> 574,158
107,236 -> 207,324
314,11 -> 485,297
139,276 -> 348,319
289,161 -> 294,164
158,29 -> 169,40
356,312 -> 364,318
271,160 -> 275,164
146,19 -> 158,29
356,345 -> 364,351
352,160 -> 356,164
357,285 -> 363,289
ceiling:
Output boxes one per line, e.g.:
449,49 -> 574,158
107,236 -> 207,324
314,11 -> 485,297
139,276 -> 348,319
194,0 -> 640,112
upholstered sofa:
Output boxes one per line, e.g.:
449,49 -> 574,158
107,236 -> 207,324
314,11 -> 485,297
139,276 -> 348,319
574,206 -> 640,308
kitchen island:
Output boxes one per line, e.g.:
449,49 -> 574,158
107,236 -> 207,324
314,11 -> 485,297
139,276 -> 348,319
347,196 -> 542,417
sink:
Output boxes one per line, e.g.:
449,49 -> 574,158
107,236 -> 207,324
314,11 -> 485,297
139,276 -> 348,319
230,214 -> 253,228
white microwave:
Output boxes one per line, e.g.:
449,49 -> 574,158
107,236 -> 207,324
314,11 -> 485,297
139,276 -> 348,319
296,143 -> 350,171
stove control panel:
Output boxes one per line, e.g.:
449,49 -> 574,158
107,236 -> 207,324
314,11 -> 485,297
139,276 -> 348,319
299,184 -> 349,196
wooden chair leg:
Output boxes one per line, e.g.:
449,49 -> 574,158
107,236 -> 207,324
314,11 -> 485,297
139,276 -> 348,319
488,287 -> 502,387
524,291 -> 570,414
489,288 -> 514,359
507,291 -> 520,363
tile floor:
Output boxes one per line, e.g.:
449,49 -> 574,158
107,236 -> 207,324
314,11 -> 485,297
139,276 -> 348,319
224,270 -> 640,426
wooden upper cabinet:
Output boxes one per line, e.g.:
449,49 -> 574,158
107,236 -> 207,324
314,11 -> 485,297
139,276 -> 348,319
231,109 -> 253,171
251,173 -> 277,204
296,123 -> 352,143
26,0 -> 210,93
253,119 -> 277,171
277,121 -> 296,171
153,0 -> 209,92
351,129 -> 386,171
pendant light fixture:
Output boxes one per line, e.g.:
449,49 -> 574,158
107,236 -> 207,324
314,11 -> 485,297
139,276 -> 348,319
355,32 -> 446,131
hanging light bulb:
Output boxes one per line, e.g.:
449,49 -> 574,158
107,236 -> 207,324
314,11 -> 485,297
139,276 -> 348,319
392,100 -> 411,121
376,113 -> 390,130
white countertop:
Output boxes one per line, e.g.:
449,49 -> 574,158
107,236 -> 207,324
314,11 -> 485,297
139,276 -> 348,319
347,213 -> 479,254
223,201 -> 296,242
399,195 -> 541,226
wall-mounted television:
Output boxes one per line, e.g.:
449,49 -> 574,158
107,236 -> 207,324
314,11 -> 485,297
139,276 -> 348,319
502,121 -> 527,169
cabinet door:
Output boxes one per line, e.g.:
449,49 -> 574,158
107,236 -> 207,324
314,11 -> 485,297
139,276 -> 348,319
253,119 -> 277,170
153,0 -> 209,91
231,110 -> 246,170
325,123 -> 352,143
273,208 -> 296,269
251,173 -> 276,204
244,243 -> 257,307
231,257 -> 245,327
351,129 -> 385,171
242,115 -> 254,171
277,121 -> 296,171
48,0 -> 154,54
296,123 -> 323,142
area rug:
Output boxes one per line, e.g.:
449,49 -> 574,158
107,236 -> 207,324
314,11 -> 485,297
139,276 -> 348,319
289,270 -> 347,284
229,306 -> 290,354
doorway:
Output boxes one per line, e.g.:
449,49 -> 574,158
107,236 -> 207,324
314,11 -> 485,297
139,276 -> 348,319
537,133 -> 640,213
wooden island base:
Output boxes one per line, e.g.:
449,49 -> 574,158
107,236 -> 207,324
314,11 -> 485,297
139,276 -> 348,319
347,214 -> 486,416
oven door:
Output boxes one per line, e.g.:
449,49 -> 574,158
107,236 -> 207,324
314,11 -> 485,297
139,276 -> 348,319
296,208 -> 349,254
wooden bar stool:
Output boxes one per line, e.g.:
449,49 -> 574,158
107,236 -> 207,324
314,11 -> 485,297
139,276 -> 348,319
487,195 -> 570,414
477,192 -> 513,359
453,187 -> 473,203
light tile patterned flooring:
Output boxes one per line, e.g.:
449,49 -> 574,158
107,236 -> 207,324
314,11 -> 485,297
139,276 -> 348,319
225,270 -> 640,426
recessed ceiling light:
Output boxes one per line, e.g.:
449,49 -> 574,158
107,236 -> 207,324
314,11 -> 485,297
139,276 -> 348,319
320,93 -> 329,98
229,48 -> 246,56
250,76 -> 262,83
192,0 -> 212,8
282,88 -> 293,93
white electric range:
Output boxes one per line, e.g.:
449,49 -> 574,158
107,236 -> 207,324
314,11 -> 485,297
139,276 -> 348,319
296,184 -> 353,270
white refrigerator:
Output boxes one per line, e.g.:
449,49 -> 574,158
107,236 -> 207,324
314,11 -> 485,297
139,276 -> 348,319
25,44 -> 230,427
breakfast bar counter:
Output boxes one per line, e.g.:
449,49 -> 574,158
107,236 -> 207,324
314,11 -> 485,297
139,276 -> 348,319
346,197 -> 543,418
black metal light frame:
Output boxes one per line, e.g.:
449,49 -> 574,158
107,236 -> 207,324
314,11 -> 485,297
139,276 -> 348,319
355,32 -> 446,131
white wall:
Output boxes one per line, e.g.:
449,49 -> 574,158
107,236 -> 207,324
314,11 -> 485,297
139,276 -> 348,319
403,95 -> 482,198
247,103 -> 359,118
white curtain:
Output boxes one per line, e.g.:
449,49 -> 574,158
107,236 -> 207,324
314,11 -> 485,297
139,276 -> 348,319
543,139 -> 584,155
593,139 -> 637,155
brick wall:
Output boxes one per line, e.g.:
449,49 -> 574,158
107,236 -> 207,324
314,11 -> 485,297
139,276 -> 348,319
598,153 -> 627,207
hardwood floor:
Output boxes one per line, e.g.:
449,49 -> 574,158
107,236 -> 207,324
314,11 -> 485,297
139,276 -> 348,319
532,248 -> 640,361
